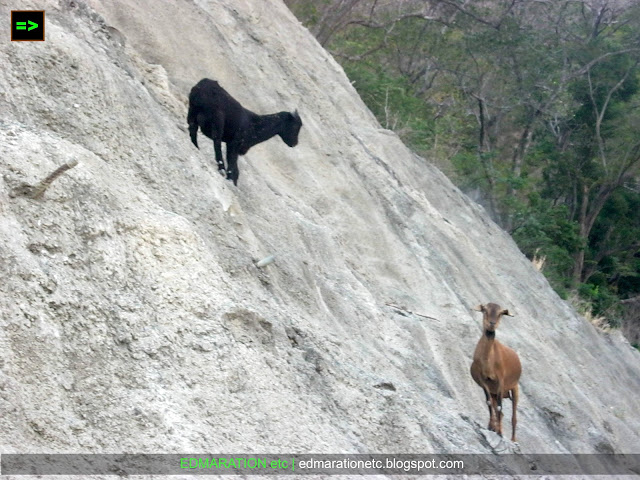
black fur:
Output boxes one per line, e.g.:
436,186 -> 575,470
187,78 -> 302,185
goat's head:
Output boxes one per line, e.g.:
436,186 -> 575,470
279,110 -> 303,147
473,303 -> 513,333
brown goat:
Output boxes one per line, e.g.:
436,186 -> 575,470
470,303 -> 522,442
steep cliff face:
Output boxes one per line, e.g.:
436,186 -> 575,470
1,0 -> 639,465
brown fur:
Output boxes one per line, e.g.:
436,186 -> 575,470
470,303 -> 522,442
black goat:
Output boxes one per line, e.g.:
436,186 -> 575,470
187,78 -> 302,185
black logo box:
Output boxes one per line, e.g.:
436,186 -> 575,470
11,10 -> 45,41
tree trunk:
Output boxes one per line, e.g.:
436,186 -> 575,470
311,0 -> 365,46
504,118 -> 536,231
573,183 -> 590,283
572,182 -> 617,283
476,97 -> 500,222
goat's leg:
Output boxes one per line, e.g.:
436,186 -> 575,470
207,114 -> 226,174
490,395 -> 500,433
483,387 -> 498,432
226,148 -> 240,186
495,385 -> 505,437
512,389 -> 519,442
213,138 -> 226,175
483,389 -> 493,431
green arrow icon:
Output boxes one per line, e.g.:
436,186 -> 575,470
16,20 -> 38,31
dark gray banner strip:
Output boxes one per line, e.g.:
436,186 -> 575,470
1,454 -> 639,475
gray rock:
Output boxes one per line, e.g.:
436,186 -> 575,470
0,0 -> 638,477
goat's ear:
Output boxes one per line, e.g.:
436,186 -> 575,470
501,309 -> 513,317
473,304 -> 484,312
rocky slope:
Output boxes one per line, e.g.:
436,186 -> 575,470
1,0 -> 639,474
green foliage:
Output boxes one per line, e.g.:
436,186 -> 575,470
283,0 -> 328,29
577,283 -> 622,327
341,59 -> 436,154
587,189 -> 640,296
511,201 -> 581,297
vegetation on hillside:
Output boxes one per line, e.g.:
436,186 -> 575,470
286,0 -> 640,330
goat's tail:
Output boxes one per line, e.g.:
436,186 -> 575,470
187,104 -> 200,148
